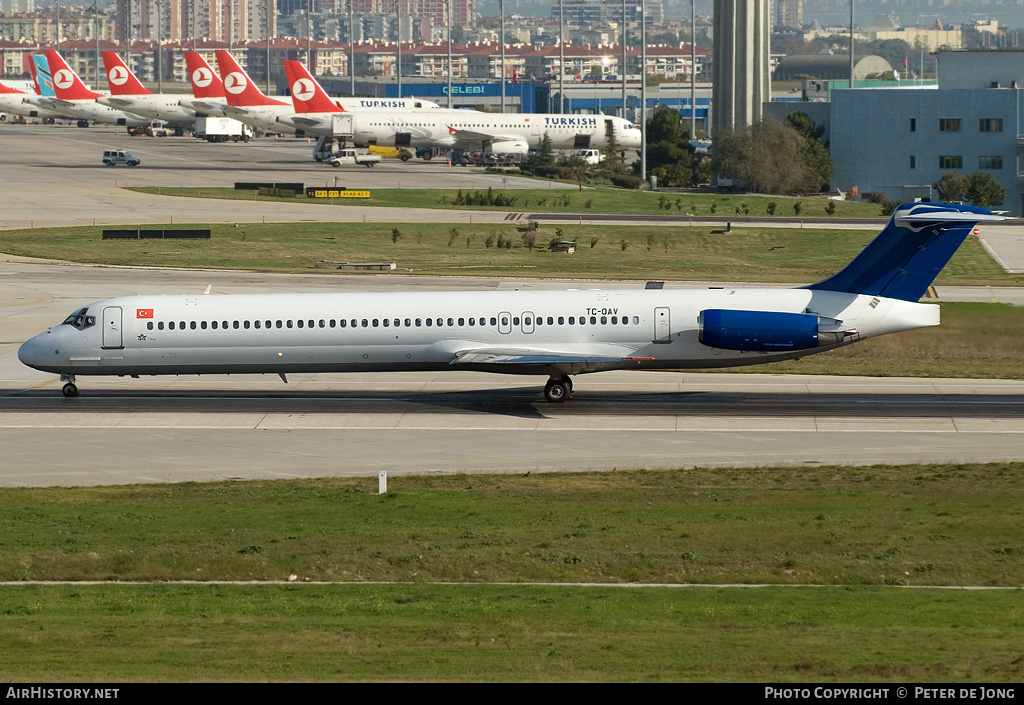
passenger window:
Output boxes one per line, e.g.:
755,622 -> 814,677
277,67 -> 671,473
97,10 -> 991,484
568,317 -> 575,325
469,318 -> 475,326
233,321 -> 239,329
382,319 -> 389,327
169,321 -> 175,330
590,316 -> 597,325
458,318 -> 464,326
601,316 -> 607,325
211,321 -> 218,329
297,320 -> 304,328
287,320 -> 293,329
436,318 -> 443,327
547,317 -> 554,325
254,320 -> 261,329
244,321 -> 250,329
147,322 -> 153,330
158,321 -> 164,330
319,320 -> 326,328
524,317 -> 532,325
395,319 -> 401,327
372,319 -> 379,327
340,319 -> 346,327
276,320 -> 282,329
447,318 -> 454,326
633,316 -> 639,324
309,320 -> 315,328
404,318 -> 411,327
490,317 -> 497,326
201,321 -> 207,330
361,319 -> 368,328
426,318 -> 433,327
558,317 -> 564,325
416,318 -> 422,327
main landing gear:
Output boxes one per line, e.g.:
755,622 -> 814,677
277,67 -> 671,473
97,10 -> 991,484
60,374 -> 79,398
544,375 -> 573,403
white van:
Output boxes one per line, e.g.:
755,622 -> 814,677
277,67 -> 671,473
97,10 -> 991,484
571,149 -> 605,165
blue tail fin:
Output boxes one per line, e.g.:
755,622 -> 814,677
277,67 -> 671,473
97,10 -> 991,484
807,203 -> 1003,302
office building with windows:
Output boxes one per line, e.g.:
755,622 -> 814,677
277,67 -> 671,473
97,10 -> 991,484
830,50 -> 1024,215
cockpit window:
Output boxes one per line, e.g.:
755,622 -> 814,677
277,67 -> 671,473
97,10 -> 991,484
62,308 -> 96,331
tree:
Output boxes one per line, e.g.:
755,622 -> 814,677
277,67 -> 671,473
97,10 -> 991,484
964,170 -> 1006,209
932,171 -> 969,202
526,131 -> 556,168
600,119 -> 628,176
638,107 -> 696,187
714,115 -> 831,195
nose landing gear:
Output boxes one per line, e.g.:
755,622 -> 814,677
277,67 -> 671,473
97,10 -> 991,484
60,373 -> 79,398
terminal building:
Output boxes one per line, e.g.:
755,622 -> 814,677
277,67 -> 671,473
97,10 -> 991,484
826,50 -> 1024,216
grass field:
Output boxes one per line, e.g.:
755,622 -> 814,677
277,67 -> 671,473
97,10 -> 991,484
0,221 -> 1018,286
2,583 -> 1020,681
1,465 -> 1021,681
135,185 -> 886,219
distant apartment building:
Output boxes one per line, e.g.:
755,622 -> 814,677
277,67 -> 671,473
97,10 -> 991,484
551,0 -> 664,27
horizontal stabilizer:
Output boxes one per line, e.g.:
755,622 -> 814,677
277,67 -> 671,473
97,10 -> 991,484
807,203 -> 1004,302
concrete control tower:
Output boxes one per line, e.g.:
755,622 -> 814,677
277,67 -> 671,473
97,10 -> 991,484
711,0 -> 770,134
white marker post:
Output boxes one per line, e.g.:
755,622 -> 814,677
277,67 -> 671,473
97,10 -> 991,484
379,471 -> 387,495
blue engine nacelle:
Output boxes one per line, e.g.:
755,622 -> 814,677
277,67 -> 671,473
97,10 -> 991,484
698,309 -> 820,352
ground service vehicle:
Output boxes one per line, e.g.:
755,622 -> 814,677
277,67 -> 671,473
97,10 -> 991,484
327,149 -> 381,168
194,116 -> 253,142
102,150 -> 140,166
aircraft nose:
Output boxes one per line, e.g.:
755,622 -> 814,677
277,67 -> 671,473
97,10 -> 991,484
18,332 -> 46,369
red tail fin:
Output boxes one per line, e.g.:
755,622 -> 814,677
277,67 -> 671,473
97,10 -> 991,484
214,50 -> 287,107
45,50 -> 100,100
283,61 -> 343,114
184,52 -> 226,99
101,51 -> 152,95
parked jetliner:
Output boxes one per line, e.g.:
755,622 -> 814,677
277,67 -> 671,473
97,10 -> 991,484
281,59 -> 640,154
178,52 -> 230,117
30,51 -> 150,128
19,204 -> 1003,401
95,52 -> 197,127
212,50 -> 440,136
0,81 -> 69,122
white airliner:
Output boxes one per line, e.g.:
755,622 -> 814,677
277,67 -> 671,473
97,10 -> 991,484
0,81 -> 69,122
18,204 -> 1002,401
30,51 -> 151,128
213,50 -> 441,136
95,51 -> 197,127
282,59 -> 641,154
177,52 -> 230,117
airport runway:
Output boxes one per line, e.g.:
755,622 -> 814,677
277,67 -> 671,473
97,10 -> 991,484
2,259 -> 1023,487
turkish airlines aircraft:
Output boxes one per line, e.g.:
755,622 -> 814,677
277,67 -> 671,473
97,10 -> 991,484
95,51 -> 197,127
19,204 -> 1002,401
281,60 -> 641,154
178,51 -> 230,117
213,50 -> 441,136
0,81 -> 69,122
30,51 -> 150,128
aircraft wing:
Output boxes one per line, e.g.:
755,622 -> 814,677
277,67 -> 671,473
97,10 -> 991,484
445,127 -> 529,151
288,116 -> 327,129
452,344 -> 640,375
99,96 -> 137,109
